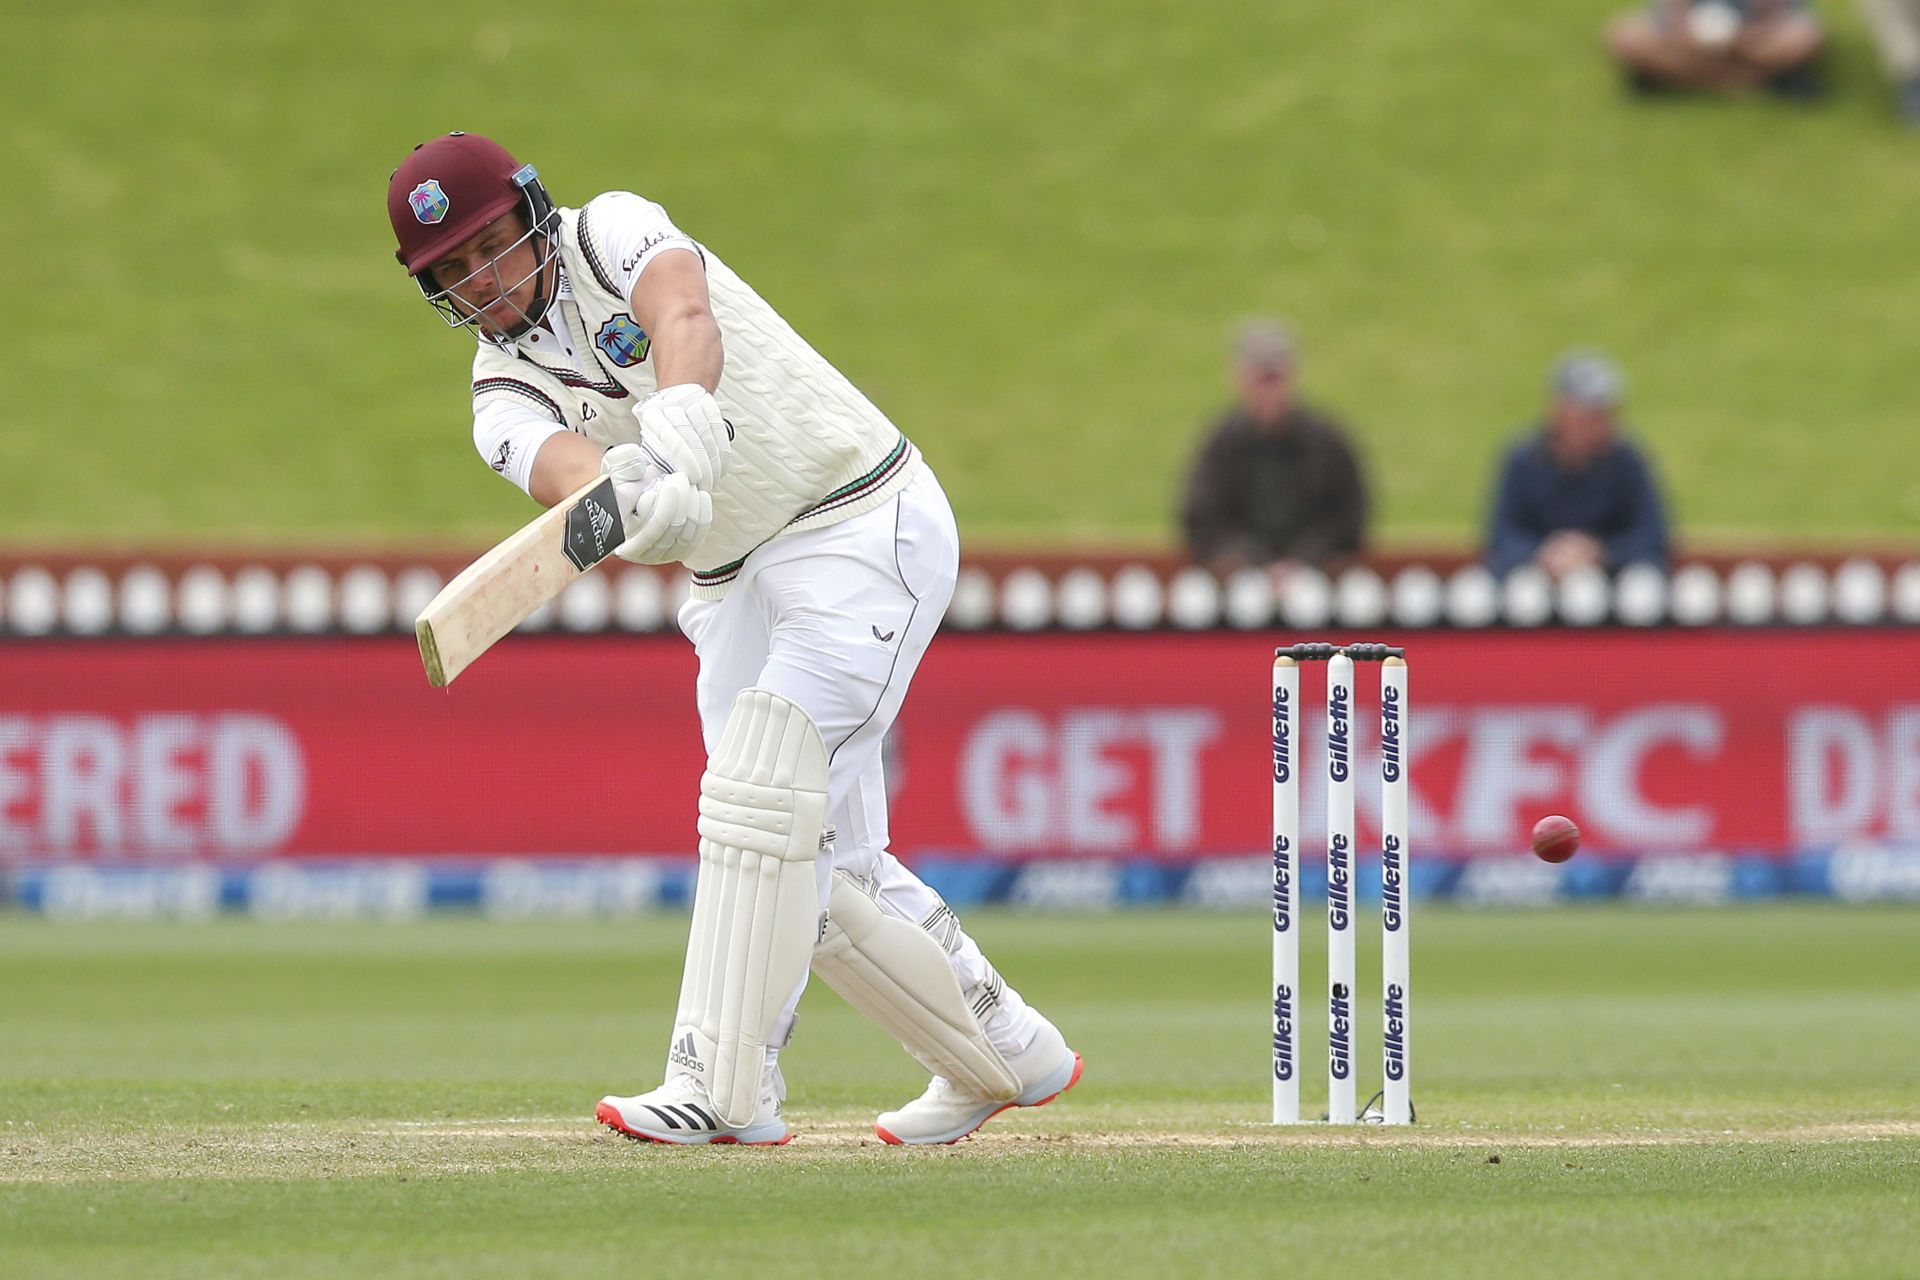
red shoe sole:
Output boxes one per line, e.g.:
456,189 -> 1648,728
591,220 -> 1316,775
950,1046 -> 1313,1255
595,1099 -> 793,1147
875,1053 -> 1084,1147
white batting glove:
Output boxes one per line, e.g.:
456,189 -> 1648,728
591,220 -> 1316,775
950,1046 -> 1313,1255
600,442 -> 667,529
636,384 -> 732,492
618,472 -> 713,565
600,443 -> 713,564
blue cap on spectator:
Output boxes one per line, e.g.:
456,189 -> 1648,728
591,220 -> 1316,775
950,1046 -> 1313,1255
1552,350 -> 1623,406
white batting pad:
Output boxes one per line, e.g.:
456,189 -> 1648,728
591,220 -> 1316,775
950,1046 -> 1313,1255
680,687 -> 829,1126
813,872 -> 1020,1103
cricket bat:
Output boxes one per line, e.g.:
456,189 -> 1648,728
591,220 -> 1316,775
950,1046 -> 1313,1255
415,475 -> 626,687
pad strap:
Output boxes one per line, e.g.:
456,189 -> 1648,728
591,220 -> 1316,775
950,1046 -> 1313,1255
813,871 -> 1020,1102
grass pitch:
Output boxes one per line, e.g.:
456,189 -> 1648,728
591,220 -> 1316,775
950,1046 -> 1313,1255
3,906 -> 1918,1278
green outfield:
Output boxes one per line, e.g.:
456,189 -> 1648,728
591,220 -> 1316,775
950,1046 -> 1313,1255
3,906 -> 1916,1278
8,2 -> 1920,549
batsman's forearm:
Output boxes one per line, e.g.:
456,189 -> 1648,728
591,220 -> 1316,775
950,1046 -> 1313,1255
528,430 -> 607,507
651,309 -> 725,393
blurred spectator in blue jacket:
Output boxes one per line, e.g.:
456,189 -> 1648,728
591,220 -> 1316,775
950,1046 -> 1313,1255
1607,0 -> 1825,96
1484,352 -> 1671,579
1856,0 -> 1920,122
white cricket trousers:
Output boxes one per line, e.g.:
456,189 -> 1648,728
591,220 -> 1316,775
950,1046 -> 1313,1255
676,467 -> 1039,1059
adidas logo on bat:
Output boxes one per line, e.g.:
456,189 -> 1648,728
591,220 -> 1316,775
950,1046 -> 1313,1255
587,498 -> 615,545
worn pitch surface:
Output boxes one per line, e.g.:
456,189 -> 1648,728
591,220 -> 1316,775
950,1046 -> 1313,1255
3,907 -> 1917,1278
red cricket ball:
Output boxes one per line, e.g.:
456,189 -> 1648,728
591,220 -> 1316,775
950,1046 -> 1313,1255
1531,815 -> 1581,863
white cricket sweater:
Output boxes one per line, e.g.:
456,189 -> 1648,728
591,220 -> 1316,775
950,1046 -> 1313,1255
469,192 -> 919,597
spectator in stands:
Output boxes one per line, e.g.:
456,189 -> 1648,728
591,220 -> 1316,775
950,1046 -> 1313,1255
1606,0 -> 1826,96
1484,351 -> 1672,578
1856,0 -> 1920,122
1180,320 -> 1368,577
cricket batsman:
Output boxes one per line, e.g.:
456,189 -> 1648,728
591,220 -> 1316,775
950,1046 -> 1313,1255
385,132 -> 1081,1145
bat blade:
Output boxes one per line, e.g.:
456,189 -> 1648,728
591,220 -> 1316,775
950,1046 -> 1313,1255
414,476 -> 625,687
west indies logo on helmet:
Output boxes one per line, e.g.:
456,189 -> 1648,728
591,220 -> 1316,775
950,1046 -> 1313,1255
387,132 -> 559,344
407,180 -> 449,225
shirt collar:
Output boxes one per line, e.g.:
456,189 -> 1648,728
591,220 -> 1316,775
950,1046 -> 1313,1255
503,259 -> 574,357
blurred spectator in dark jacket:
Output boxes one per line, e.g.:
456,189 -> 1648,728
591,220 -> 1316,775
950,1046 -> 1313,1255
1484,352 -> 1672,578
1181,321 -> 1368,576
1607,0 -> 1825,95
1856,0 -> 1920,121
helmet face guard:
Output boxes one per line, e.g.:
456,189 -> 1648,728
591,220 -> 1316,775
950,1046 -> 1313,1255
414,164 -> 559,345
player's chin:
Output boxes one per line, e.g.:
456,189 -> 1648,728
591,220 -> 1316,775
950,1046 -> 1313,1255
477,302 -> 536,341
474,314 -> 520,341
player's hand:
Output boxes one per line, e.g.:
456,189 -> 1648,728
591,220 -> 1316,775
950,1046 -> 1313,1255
601,442 -> 711,563
615,472 -> 713,565
636,384 -> 732,492
600,442 -> 667,527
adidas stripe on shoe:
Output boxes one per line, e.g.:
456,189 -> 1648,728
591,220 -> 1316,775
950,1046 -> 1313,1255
596,1079 -> 790,1146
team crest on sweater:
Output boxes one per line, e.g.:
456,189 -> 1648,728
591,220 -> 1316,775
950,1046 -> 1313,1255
594,314 -> 651,367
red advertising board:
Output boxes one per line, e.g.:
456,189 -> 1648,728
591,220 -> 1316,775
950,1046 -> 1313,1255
1,630 -> 1916,862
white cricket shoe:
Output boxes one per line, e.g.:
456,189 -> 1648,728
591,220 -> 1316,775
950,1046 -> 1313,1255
595,1073 -> 791,1147
874,1020 -> 1083,1146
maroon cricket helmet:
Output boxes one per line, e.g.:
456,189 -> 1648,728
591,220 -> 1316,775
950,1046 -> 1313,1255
387,132 -> 553,277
